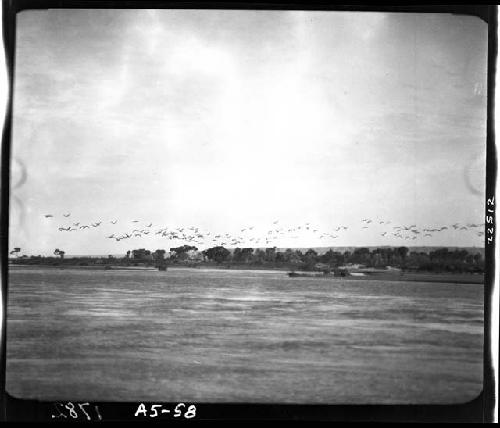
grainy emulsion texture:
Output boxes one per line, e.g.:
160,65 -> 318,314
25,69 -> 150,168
7,267 -> 483,403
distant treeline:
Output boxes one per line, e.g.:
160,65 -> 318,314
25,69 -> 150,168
10,246 -> 485,273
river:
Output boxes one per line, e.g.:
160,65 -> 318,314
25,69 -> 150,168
6,267 -> 483,403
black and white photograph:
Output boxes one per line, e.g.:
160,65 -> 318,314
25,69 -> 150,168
3,4 -> 493,421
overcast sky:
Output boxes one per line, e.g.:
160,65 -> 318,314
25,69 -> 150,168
9,9 -> 487,255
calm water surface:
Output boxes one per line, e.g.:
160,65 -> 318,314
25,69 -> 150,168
7,267 -> 484,403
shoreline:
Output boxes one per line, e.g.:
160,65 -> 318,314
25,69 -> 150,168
8,264 -> 484,284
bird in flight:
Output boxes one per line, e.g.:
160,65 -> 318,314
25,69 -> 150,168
44,214 -> 53,218
63,213 -> 71,217
110,220 -> 117,224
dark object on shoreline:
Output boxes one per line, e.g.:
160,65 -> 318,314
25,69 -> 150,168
334,268 -> 349,277
104,265 -> 112,270
288,269 -> 349,278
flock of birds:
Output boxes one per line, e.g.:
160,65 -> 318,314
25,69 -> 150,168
43,213 -> 486,248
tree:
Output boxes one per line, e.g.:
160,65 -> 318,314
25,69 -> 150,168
275,251 -> 285,263
54,248 -> 65,259
473,253 -> 483,265
320,249 -> 341,265
232,247 -> 254,263
397,247 -> 409,261
203,246 -> 230,264
232,248 -> 243,262
252,249 -> 266,264
169,245 -> 198,261
302,249 -> 318,270
352,247 -> 370,264
170,245 -> 198,254
153,249 -> 167,270
132,248 -> 151,260
153,249 -> 166,261
240,248 -> 254,263
288,250 -> 303,266
265,247 -> 277,262
9,247 -> 21,257
282,249 -> 294,263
